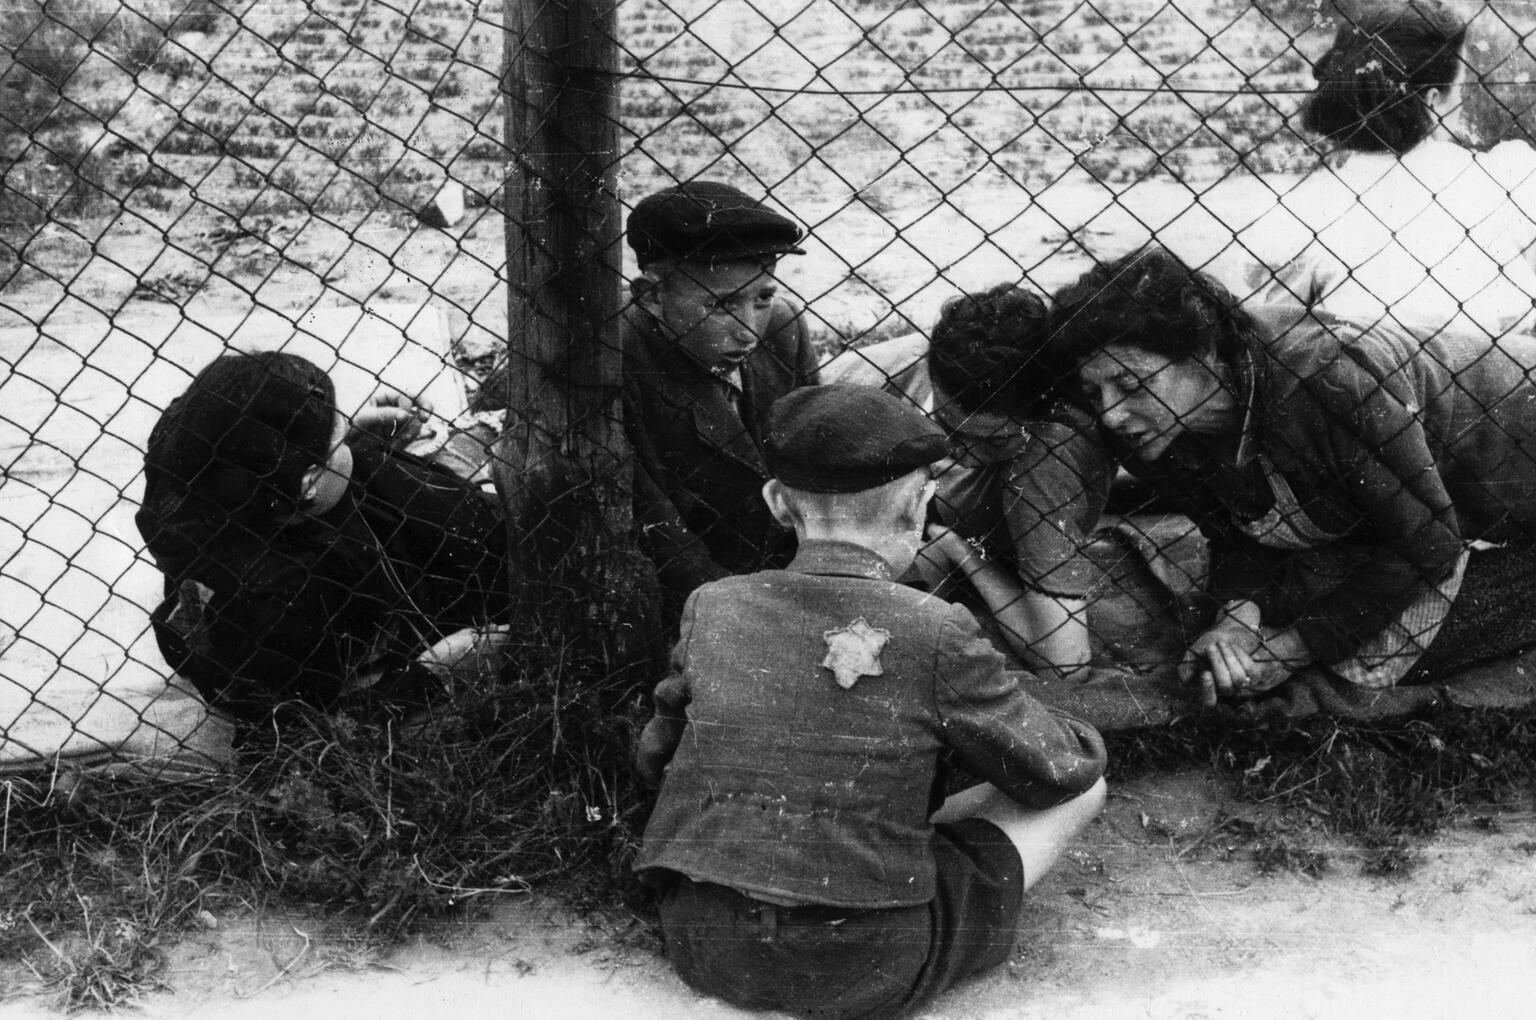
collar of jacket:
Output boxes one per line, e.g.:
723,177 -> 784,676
787,539 -> 896,581
630,307 -> 769,475
1234,302 -> 1360,469
1179,303 -> 1285,472
631,305 -> 733,384
1230,344 -> 1261,468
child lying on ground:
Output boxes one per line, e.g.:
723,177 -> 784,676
137,351 -> 510,726
633,384 -> 1107,1019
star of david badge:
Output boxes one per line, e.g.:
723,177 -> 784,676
821,617 -> 891,690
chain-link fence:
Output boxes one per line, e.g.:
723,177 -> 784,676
8,0 -> 1536,778
2,0 -> 512,774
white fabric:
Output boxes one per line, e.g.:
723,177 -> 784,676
1242,139 -> 1536,339
1,629 -> 234,778
820,333 -> 933,411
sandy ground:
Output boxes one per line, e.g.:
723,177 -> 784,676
6,771 -> 1534,1020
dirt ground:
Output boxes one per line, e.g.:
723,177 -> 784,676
5,770 -> 1533,1019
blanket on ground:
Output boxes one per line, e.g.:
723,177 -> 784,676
1,624 -> 234,780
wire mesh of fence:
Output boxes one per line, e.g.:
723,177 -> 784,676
6,0 -> 1536,923
3,0 -> 511,772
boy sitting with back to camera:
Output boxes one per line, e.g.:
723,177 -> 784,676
622,180 -> 821,613
633,384 -> 1108,1019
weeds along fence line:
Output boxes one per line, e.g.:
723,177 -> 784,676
5,0 -> 1536,960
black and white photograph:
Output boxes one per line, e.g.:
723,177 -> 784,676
3,1 -> 1535,1016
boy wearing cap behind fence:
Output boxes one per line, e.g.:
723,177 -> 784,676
633,384 -> 1108,1019
623,180 -> 821,615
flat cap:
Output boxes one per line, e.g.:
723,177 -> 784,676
765,384 -> 950,493
628,181 -> 806,268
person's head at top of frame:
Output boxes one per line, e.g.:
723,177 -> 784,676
927,282 -> 1069,456
147,351 -> 354,525
1301,0 -> 1469,155
627,180 -> 806,377
1050,246 -> 1257,464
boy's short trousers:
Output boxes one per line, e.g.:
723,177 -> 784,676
653,817 -> 1024,1020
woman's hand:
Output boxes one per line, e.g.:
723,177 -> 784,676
1241,627 -> 1312,697
1183,602 -> 1311,705
1182,600 -> 1263,706
352,390 -> 434,445
1184,623 -> 1260,707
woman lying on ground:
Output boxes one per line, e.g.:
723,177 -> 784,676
1053,245 -> 1536,704
823,286 -> 1112,678
1241,0 -> 1536,339
137,351 -> 510,726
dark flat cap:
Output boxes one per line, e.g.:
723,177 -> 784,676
628,181 -> 806,268
765,384 -> 950,493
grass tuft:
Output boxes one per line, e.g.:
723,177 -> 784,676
1108,707 -> 1536,874
1251,833 -> 1331,878
7,696 -> 1531,1006
0,656 -> 652,1009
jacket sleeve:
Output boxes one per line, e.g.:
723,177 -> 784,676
789,303 -> 821,386
932,604 -> 1107,808
1006,415 -> 1112,599
635,596 -> 699,787
622,365 -> 732,595
1266,348 -> 1465,662
207,568 -> 438,718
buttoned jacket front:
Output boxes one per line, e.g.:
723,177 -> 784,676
622,299 -> 819,600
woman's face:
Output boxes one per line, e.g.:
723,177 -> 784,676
1076,343 -> 1225,461
305,410 -> 354,513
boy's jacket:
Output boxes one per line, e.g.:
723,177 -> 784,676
634,540 -> 1107,909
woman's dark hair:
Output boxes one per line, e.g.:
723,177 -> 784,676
1301,0 -> 1467,154
1049,246 -> 1259,369
145,351 -> 337,519
928,283 -> 1061,417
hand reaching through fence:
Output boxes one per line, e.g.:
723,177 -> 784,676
1182,598 -> 1317,706
1183,600 -> 1260,704
418,624 -> 512,683
352,389 -> 435,446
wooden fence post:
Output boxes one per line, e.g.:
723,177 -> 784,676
497,0 -> 656,670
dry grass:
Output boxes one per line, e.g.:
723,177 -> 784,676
5,699 -> 1532,1009
1108,707 -> 1536,876
0,656 -> 653,1010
